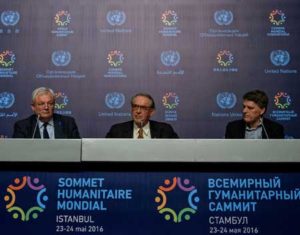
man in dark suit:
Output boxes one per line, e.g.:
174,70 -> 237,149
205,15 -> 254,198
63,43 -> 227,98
13,87 -> 80,139
225,90 -> 284,139
106,93 -> 178,138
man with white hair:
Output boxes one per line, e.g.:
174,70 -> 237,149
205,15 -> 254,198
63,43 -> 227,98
13,87 -> 80,139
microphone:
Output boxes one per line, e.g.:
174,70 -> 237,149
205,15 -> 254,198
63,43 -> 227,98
32,114 -> 40,139
260,117 -> 269,139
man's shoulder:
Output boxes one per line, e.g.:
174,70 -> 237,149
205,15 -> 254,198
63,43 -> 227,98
263,118 -> 283,128
149,120 -> 178,138
150,120 -> 172,127
53,113 -> 75,122
110,121 -> 132,129
14,115 -> 35,126
227,119 -> 244,127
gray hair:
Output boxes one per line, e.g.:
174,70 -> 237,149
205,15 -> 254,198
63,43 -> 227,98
31,87 -> 55,104
131,93 -> 156,109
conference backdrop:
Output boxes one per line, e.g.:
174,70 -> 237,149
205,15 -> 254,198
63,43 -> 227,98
0,0 -> 299,138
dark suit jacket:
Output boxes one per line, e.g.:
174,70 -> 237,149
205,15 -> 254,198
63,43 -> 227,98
106,120 -> 179,138
13,114 -> 80,139
225,118 -> 284,139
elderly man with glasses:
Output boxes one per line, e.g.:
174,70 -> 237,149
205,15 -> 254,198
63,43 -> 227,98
106,93 -> 178,139
13,87 -> 80,139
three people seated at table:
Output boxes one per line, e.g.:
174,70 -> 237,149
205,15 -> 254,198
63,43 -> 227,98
12,87 -> 284,139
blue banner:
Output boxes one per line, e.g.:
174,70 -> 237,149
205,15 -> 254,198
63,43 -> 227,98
1,172 -> 300,234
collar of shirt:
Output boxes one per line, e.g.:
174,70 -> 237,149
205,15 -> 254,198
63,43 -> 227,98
38,119 -> 54,139
133,122 -> 151,139
38,119 -> 54,128
245,118 -> 262,131
245,121 -> 263,139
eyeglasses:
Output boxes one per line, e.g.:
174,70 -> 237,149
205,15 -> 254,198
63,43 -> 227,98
131,104 -> 152,111
35,102 -> 55,108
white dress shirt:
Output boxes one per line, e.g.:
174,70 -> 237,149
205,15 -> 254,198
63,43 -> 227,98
133,122 -> 151,139
38,119 -> 55,139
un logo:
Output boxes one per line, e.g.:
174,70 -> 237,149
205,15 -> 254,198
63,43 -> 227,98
1,11 -> 20,26
161,50 -> 180,67
51,50 -> 71,66
0,92 -> 15,109
216,92 -> 237,109
270,50 -> 290,66
214,10 -> 233,26
106,10 -> 126,26
105,92 -> 125,109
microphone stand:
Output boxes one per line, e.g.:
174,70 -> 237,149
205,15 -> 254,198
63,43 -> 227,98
32,114 -> 40,139
260,117 -> 269,139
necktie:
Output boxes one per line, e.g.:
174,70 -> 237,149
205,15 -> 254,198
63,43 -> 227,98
138,128 -> 144,139
43,122 -> 50,139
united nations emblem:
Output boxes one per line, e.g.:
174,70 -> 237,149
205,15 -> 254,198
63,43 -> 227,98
161,50 -> 180,67
105,92 -> 125,109
270,50 -> 290,66
0,92 -> 15,109
214,10 -> 233,26
216,92 -> 237,109
1,11 -> 20,26
51,50 -> 71,66
106,10 -> 126,26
